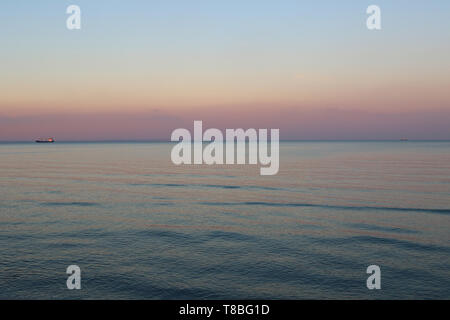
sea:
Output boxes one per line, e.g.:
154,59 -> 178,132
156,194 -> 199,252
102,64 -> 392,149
0,141 -> 449,299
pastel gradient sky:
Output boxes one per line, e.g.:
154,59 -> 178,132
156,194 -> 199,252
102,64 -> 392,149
1,0 -> 450,140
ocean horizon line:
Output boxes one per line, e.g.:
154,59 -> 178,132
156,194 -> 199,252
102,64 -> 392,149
1,139 -> 450,144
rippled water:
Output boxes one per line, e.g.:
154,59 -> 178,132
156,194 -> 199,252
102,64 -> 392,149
1,141 -> 449,299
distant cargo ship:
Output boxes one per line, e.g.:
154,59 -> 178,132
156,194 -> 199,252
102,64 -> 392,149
35,138 -> 55,143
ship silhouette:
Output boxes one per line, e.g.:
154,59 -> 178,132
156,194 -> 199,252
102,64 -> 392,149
35,138 -> 55,143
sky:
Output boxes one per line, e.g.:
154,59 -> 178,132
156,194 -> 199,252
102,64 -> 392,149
1,0 -> 450,140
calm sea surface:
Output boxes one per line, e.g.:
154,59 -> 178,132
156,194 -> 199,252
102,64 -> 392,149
0,141 -> 449,299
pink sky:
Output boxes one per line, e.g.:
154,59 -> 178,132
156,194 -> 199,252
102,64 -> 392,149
2,107 -> 450,141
